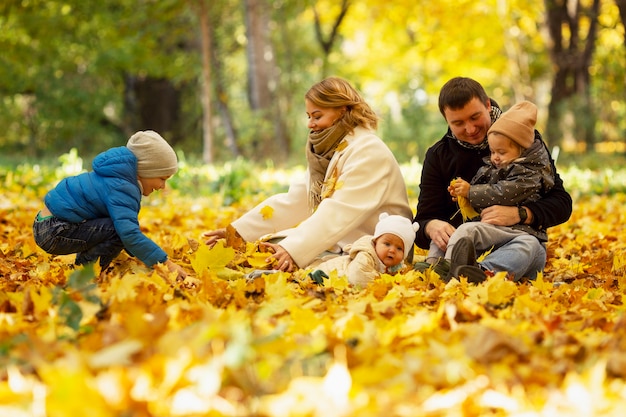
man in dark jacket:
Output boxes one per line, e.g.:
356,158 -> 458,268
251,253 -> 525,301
413,77 -> 572,280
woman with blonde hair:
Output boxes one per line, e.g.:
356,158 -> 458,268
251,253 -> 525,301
204,77 -> 412,272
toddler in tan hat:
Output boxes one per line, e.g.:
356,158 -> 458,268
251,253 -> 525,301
440,101 -> 557,282
33,130 -> 187,280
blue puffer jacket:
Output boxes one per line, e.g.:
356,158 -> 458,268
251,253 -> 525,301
44,146 -> 168,267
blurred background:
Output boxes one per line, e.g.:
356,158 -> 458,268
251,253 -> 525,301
1,0 -> 625,168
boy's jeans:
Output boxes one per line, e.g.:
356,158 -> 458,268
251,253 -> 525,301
33,216 -> 124,268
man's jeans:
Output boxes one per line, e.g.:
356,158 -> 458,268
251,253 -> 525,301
33,216 -> 124,268
481,234 -> 547,281
427,232 -> 546,281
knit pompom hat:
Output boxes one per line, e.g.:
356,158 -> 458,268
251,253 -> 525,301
374,212 -> 420,259
488,101 -> 537,149
126,130 -> 178,178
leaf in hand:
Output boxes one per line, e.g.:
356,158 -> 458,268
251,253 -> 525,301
451,178 -> 480,221
225,224 -> 246,251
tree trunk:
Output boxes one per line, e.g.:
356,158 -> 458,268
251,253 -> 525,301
244,0 -> 288,161
197,0 -> 215,164
245,0 -> 271,111
616,0 -> 626,48
124,76 -> 181,145
544,0 -> 600,149
210,11 -> 241,158
313,0 -> 350,77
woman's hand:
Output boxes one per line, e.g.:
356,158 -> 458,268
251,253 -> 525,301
260,242 -> 297,272
202,228 -> 226,247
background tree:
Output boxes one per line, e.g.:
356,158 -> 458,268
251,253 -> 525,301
244,0 -> 290,162
1,0 -> 626,163
617,0 -> 626,47
313,0 -> 351,77
544,0 -> 601,148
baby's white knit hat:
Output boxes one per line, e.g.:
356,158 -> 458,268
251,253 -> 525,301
374,212 -> 420,259
126,130 -> 178,178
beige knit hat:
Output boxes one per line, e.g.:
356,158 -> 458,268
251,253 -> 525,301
488,101 -> 537,149
374,212 -> 420,259
126,130 -> 178,178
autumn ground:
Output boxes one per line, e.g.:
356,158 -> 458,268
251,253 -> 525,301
2,160 -> 626,416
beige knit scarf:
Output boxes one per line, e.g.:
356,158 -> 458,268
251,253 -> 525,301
305,123 -> 349,211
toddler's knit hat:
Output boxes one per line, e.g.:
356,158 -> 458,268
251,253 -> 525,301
126,130 -> 178,178
488,101 -> 537,149
374,213 -> 420,259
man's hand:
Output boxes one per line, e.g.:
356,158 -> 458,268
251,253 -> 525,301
480,205 -> 531,226
425,219 -> 456,251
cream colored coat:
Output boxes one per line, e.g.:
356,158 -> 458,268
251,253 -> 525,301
232,126 -> 412,268
314,235 -> 388,287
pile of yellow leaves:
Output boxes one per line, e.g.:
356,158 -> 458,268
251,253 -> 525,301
2,188 -> 626,416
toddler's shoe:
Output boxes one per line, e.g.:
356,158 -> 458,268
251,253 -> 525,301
444,236 -> 477,282
451,265 -> 488,284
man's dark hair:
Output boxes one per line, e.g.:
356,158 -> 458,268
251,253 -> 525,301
438,77 -> 489,116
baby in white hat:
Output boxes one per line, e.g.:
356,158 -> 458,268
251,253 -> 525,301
309,212 -> 419,287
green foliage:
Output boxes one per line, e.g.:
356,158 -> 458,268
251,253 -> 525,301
52,264 -> 102,332
1,0 -> 625,163
4,152 -> 626,209
380,84 -> 448,163
169,154 -> 291,205
0,0 -> 198,155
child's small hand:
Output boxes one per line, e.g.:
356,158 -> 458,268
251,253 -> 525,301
164,259 -> 187,281
449,178 -> 470,198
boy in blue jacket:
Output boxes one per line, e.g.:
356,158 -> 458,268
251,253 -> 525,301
33,130 -> 187,280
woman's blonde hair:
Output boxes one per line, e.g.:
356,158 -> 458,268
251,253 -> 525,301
305,77 -> 379,132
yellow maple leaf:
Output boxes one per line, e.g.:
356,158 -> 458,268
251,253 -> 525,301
335,141 -> 348,152
19,243 -> 35,259
190,241 -> 235,275
321,167 -> 343,199
612,250 -> 626,273
486,273 -> 518,306
513,293 -> 544,315
88,339 -> 144,369
247,251 -> 273,269
450,178 -> 479,221
476,245 -> 493,262
225,224 -> 246,251
40,366 -> 111,417
260,205 -> 274,220
106,274 -> 140,303
169,232 -> 188,251
531,271 -> 552,293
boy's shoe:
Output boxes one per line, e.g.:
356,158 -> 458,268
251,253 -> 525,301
452,265 -> 488,284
